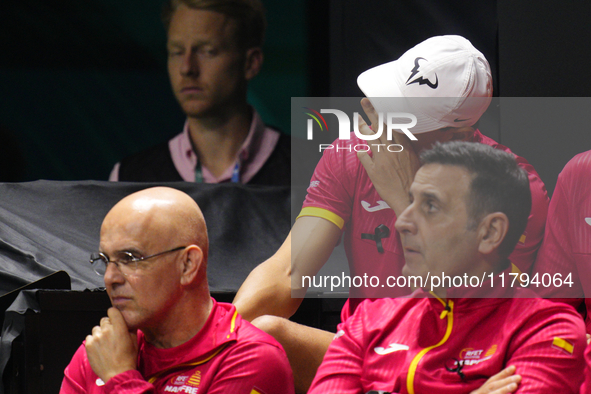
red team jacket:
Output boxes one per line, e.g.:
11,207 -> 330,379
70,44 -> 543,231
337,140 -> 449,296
300,130 -> 549,318
308,284 -> 586,394
532,150 -> 591,332
60,300 -> 294,394
583,344 -> 591,394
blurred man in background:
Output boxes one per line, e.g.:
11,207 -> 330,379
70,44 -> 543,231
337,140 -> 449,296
110,0 -> 290,185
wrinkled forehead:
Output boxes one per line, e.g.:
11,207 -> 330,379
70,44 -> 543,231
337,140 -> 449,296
412,164 -> 473,201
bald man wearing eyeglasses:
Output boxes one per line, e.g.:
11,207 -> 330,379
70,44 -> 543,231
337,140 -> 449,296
60,187 -> 293,394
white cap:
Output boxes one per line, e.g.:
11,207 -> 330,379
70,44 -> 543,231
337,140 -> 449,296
357,35 -> 492,134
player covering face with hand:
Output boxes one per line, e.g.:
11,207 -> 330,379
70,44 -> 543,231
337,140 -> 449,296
233,35 -> 549,393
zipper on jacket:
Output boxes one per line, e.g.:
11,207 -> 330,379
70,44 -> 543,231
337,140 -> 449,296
406,297 -> 454,394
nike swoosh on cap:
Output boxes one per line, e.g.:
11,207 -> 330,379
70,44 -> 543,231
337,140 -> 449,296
586,218 -> 591,226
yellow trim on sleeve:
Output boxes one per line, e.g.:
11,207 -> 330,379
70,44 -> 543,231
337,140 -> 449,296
407,299 -> 454,394
250,390 -> 262,394
296,207 -> 345,230
519,233 -> 526,244
552,337 -> 574,354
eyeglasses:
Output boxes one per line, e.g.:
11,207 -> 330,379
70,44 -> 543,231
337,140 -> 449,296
90,246 -> 187,276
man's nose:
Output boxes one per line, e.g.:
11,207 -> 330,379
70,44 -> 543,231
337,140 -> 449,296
103,261 -> 125,287
180,52 -> 199,77
395,204 -> 417,235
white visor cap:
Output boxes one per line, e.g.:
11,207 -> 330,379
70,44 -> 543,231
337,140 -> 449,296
357,35 -> 493,134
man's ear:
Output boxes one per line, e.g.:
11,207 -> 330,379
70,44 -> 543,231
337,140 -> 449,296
244,47 -> 263,81
477,212 -> 509,255
180,245 -> 203,286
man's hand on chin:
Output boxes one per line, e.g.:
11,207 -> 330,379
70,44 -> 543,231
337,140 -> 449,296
85,307 -> 139,383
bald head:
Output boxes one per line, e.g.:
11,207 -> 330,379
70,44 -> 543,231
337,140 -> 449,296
102,187 -> 209,265
100,187 -> 212,341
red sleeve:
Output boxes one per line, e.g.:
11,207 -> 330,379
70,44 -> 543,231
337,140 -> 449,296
508,157 -> 549,275
532,170 -> 583,299
532,153 -> 591,329
60,344 -> 90,394
300,136 -> 359,229
308,305 -> 367,394
103,371 -> 154,394
60,343 -> 155,394
583,343 -> 591,394
206,341 -> 294,394
507,305 -> 586,394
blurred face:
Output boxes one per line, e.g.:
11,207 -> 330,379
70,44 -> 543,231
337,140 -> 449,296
100,212 -> 184,331
395,164 -> 482,288
167,6 -> 249,118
